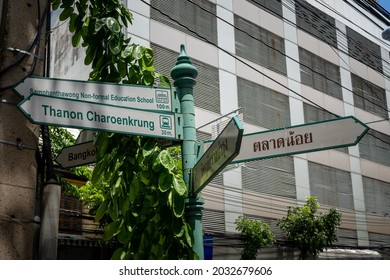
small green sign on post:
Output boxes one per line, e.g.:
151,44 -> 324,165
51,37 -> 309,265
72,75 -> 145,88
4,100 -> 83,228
192,116 -> 243,195
17,94 -> 181,140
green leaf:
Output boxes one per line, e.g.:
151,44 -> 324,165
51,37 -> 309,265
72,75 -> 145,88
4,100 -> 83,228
95,199 -> 109,221
158,150 -> 175,171
112,247 -> 126,260
173,175 -> 187,196
69,13 -> 77,32
140,170 -> 151,185
158,171 -> 173,192
59,7 -> 73,21
121,44 -> 133,58
141,48 -> 154,68
72,31 -> 82,47
106,17 -> 121,33
117,60 -> 127,77
184,223 -> 193,247
103,219 -> 122,240
111,176 -> 122,196
172,218 -> 184,237
109,37 -> 121,55
117,226 -> 131,244
51,0 -> 61,11
129,175 -> 140,202
108,199 -> 118,221
85,46 -> 97,65
172,189 -> 185,218
95,18 -> 106,33
142,139 -> 156,158
132,45 -> 143,60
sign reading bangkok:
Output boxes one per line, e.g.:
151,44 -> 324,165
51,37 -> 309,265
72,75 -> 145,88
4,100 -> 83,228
56,141 -> 96,168
13,76 -> 175,112
18,94 -> 179,139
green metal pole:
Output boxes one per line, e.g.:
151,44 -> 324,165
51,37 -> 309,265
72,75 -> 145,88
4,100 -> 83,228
171,45 -> 204,259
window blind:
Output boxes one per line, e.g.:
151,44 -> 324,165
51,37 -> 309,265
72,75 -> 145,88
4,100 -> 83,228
151,44 -> 220,114
242,156 -> 296,199
308,162 -> 354,210
150,0 -> 218,45
299,47 -> 342,99
363,176 -> 390,216
359,129 -> 390,167
234,15 -> 287,76
295,0 -> 338,48
237,77 -> 290,129
351,73 -> 388,119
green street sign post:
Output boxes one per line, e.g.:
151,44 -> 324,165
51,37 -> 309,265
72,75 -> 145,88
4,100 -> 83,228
13,76 -> 177,112
17,94 -> 181,140
192,116 -> 243,195
171,45 -> 205,259
55,141 -> 96,168
228,116 -> 369,164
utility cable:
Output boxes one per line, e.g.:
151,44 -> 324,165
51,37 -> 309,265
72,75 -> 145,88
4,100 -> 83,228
0,0 -> 50,91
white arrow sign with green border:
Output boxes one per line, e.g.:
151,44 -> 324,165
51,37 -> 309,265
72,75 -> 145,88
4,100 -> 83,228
13,76 -> 176,112
231,116 -> 369,163
55,141 -> 96,168
18,94 -> 181,139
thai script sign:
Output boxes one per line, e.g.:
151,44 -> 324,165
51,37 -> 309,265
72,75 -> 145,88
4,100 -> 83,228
230,116 -> 369,163
192,116 -> 243,194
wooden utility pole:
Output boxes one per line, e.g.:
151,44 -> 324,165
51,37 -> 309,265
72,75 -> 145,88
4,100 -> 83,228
0,0 -> 49,259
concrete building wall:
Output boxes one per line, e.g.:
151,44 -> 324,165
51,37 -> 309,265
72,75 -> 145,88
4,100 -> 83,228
49,0 -> 390,254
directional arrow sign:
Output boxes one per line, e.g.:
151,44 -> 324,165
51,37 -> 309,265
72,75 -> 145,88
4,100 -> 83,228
192,116 -> 243,195
56,141 -> 96,168
13,76 -> 176,112
18,94 -> 181,139
230,116 -> 369,164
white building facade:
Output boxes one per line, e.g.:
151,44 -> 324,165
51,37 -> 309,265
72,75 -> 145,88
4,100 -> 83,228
51,0 -> 390,259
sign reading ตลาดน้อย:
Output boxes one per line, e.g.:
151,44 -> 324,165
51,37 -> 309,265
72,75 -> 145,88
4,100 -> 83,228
230,116 -> 369,163
17,94 -> 179,139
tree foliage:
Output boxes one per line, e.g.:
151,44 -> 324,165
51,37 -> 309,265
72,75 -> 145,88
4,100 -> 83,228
277,196 -> 342,259
51,0 -> 196,259
235,216 -> 275,260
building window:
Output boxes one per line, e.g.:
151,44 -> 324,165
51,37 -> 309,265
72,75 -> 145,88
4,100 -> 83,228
59,193 -> 82,235
242,156 -> 296,199
234,15 -> 287,76
237,77 -> 290,129
152,44 -> 220,114
346,27 -> 383,73
363,176 -> 390,217
309,162 -> 353,210
359,129 -> 390,167
299,47 -> 342,99
150,0 -> 217,45
351,73 -> 388,119
295,0 -> 338,48
246,0 -> 283,18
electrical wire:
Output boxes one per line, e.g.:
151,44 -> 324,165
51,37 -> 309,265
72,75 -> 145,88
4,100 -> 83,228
138,0 -> 390,246
0,0 -> 50,91
144,0 -> 390,151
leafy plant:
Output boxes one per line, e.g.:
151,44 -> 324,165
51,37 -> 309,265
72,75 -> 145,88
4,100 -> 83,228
235,216 -> 275,260
50,0 -> 196,259
277,196 -> 342,259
